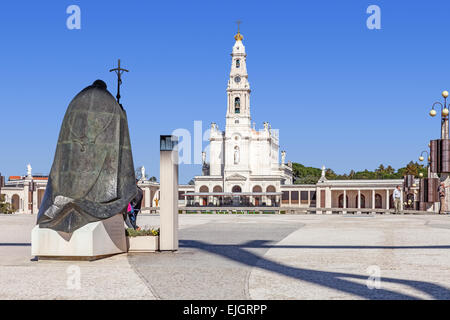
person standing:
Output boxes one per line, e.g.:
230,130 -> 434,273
393,185 -> 402,214
124,181 -> 144,230
130,181 -> 144,228
439,182 -> 448,215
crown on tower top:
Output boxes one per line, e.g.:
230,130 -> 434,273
234,32 -> 243,41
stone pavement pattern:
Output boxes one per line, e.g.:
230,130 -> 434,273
1,214 -> 450,299
249,215 -> 450,299
0,215 -> 153,299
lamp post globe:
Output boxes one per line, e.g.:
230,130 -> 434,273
430,109 -> 437,117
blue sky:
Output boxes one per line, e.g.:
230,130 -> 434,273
0,0 -> 449,183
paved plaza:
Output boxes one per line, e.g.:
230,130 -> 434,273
1,213 -> 450,299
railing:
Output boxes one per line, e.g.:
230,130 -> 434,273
173,207 -> 438,215
140,206 -> 438,215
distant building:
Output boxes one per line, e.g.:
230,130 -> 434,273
0,165 -> 160,214
1,164 -> 421,214
0,169 -> 48,214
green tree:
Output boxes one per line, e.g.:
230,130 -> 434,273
385,165 -> 395,175
291,161 -> 427,182
397,161 -> 423,177
295,175 -> 319,184
325,168 -> 339,180
375,164 -> 385,173
349,170 -> 356,179
0,195 -> 13,214
292,163 -> 321,184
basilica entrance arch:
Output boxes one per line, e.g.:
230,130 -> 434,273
232,185 -> 242,193
11,194 -> 20,212
232,185 -> 242,206
252,185 -> 262,206
266,185 -> 276,206
199,185 -> 209,206
213,186 -> 222,205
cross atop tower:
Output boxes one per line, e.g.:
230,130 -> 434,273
234,20 -> 243,41
109,59 -> 129,104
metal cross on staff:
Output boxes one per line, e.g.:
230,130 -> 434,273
109,59 -> 129,104
236,20 -> 242,33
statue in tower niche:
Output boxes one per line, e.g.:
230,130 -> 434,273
36,80 -> 137,233
234,147 -> 240,164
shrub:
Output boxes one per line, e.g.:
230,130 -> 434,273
0,195 -> 13,214
126,227 -> 159,237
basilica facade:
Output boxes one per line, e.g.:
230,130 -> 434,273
190,29 -> 293,206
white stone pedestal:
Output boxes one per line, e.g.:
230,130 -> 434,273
159,135 -> 179,251
31,213 -> 127,260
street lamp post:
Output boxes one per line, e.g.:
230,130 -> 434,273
429,90 -> 450,139
419,150 -> 430,178
426,92 -> 450,214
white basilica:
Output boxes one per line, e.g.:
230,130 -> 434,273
189,29 -> 293,206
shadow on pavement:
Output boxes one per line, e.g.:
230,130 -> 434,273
219,241 -> 450,250
180,239 -> 450,300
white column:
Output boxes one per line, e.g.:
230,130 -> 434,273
400,189 -> 404,213
160,136 -> 179,251
23,183 -> 29,214
386,189 -> 390,211
316,187 -> 322,214
357,189 -> 361,214
325,188 -> 332,214
33,187 -> 38,214
372,189 -> 375,213
343,190 -> 347,214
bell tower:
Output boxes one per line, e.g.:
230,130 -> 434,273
226,21 -> 251,128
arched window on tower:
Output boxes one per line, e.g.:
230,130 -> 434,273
236,59 -> 240,68
234,97 -> 240,114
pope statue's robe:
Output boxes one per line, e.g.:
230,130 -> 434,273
37,80 -> 137,233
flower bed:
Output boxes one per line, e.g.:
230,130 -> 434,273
126,227 -> 159,252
